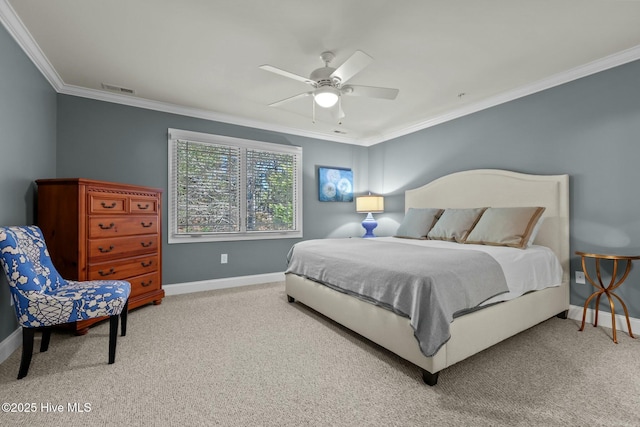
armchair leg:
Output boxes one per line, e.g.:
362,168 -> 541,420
18,328 -> 35,380
108,314 -> 119,364
121,300 -> 128,337
40,328 -> 52,352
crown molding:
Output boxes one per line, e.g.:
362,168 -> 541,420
0,0 -> 64,90
360,44 -> 640,146
2,0 -> 639,148
59,84 -> 361,145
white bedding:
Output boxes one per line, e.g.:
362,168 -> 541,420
372,237 -> 563,306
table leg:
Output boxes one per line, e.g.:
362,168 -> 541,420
579,291 -> 601,332
579,256 -> 605,332
605,291 -> 618,343
611,292 -> 635,339
594,293 -> 602,327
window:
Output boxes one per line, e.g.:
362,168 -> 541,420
168,129 -> 302,243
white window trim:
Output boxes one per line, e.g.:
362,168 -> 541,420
168,128 -> 303,244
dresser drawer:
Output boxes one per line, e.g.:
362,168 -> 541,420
88,235 -> 159,261
129,272 -> 161,298
89,216 -> 159,238
131,197 -> 158,214
88,254 -> 159,280
89,192 -> 128,214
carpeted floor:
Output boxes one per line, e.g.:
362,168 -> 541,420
0,282 -> 639,426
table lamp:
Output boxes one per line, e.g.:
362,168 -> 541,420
356,194 -> 384,238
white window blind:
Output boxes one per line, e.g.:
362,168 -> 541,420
168,129 -> 302,243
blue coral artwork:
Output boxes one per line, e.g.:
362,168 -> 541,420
318,167 -> 353,202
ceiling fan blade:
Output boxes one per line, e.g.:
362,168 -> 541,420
259,65 -> 315,86
268,92 -> 312,107
330,50 -> 373,84
343,85 -> 399,100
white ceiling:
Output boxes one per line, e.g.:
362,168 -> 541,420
2,0 -> 640,146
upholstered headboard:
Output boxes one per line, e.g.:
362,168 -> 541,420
405,169 -> 570,283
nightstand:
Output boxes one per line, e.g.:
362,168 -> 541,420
576,251 -> 640,343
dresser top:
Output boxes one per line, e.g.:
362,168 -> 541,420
36,178 -> 163,194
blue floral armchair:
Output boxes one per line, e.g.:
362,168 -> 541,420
0,225 -> 131,379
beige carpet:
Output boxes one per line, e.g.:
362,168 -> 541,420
0,282 -> 639,426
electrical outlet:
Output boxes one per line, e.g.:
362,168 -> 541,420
221,253 -> 228,264
575,271 -> 586,284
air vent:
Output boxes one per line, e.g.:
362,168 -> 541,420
333,130 -> 347,134
101,83 -> 136,95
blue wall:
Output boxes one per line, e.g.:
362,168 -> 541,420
56,95 -> 369,285
0,24 -> 57,341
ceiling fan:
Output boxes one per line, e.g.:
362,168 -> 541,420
259,50 -> 399,122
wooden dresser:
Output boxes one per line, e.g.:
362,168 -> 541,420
35,178 -> 164,334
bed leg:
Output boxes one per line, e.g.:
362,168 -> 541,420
287,295 -> 295,303
421,369 -> 439,386
556,310 -> 568,319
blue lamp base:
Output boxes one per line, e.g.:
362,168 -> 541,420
361,213 -> 378,238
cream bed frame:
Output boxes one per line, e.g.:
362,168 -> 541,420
285,169 -> 570,385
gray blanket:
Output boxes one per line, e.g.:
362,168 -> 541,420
286,238 -> 508,357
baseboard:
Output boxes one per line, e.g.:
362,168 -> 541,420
0,327 -> 21,365
163,272 -> 285,296
568,304 -> 640,334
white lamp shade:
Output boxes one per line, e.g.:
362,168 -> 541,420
356,195 -> 384,213
314,86 -> 339,108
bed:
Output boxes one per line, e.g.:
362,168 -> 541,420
285,169 -> 569,386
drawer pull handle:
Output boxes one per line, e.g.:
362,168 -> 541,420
141,241 -> 153,248
98,268 -> 116,277
137,203 -> 150,210
101,202 -> 117,209
141,280 -> 153,287
99,222 -> 115,230
141,261 -> 153,267
141,222 -> 153,228
98,245 -> 115,253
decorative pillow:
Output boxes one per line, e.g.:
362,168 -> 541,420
426,208 -> 487,243
526,216 -> 545,247
395,208 -> 443,239
465,207 -> 546,249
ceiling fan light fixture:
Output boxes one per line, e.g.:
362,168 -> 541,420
314,86 -> 339,108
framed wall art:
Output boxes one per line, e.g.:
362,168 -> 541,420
318,167 -> 353,202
